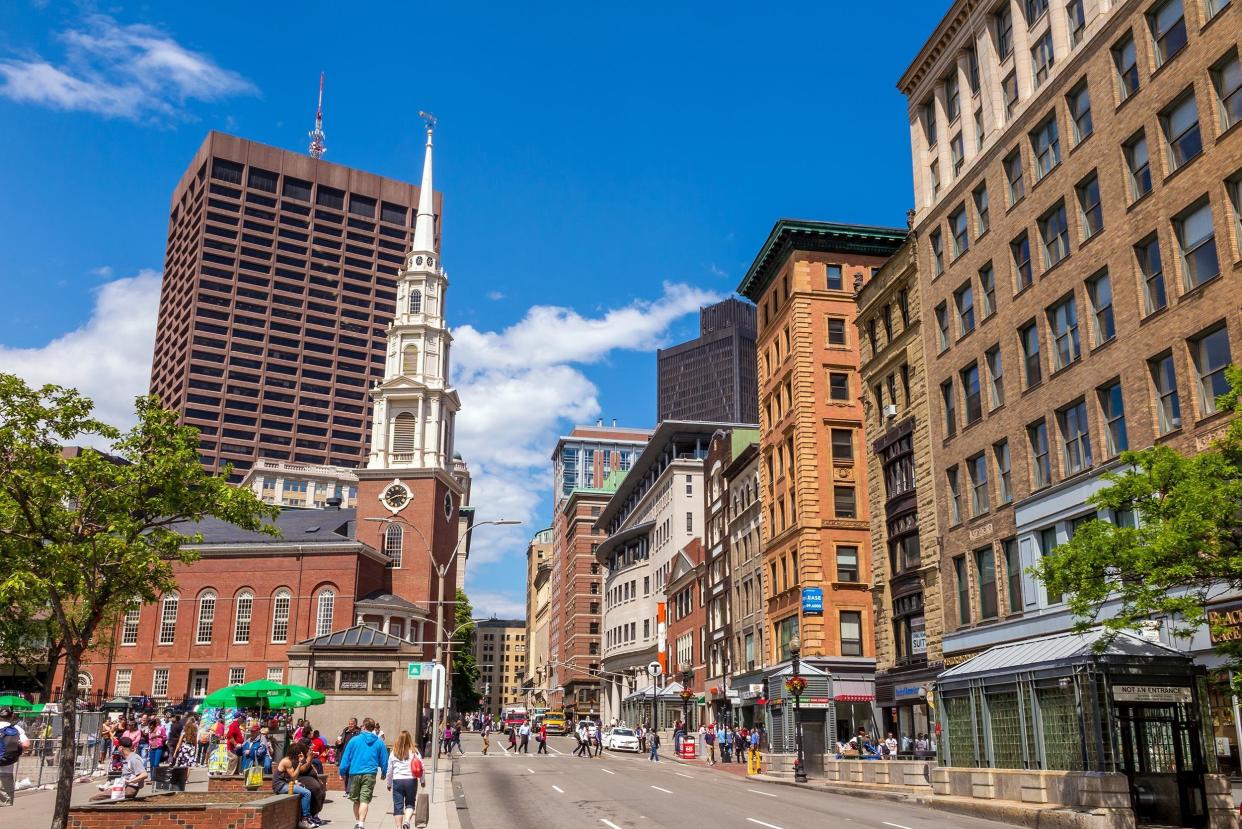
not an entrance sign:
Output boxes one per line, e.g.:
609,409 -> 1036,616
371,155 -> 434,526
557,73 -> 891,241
1112,684 -> 1193,704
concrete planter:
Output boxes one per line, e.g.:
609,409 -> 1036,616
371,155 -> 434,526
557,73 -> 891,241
68,790 -> 299,829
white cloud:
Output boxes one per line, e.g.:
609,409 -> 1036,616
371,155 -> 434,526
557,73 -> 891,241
89,265 -> 114,278
486,291 -> 505,301
468,590 -> 528,621
0,14 -> 256,121
0,270 -> 160,435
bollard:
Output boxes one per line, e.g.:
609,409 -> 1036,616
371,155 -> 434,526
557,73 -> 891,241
415,790 -> 430,827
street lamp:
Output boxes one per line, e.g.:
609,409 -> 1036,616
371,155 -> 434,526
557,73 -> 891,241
787,635 -> 807,783
364,514 -> 520,804
679,662 -> 694,732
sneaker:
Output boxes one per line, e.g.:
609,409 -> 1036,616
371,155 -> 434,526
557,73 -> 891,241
298,820 -> 314,829
402,823 -> 411,829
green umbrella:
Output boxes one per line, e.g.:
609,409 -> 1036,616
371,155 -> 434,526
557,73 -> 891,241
270,684 -> 325,709
202,679 -> 285,709
0,695 -> 33,710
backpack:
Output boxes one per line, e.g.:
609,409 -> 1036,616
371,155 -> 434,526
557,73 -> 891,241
2,725 -> 24,766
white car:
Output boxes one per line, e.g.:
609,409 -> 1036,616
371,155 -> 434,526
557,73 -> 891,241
605,727 -> 640,752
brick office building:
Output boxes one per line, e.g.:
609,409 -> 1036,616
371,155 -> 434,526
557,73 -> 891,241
901,0 -> 1241,769
737,220 -> 905,744
150,131 -> 437,480
663,539 -> 706,727
723,438 -> 767,727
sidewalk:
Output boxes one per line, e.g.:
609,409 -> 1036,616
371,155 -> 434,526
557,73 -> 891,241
663,745 -> 756,778
318,769 -> 454,829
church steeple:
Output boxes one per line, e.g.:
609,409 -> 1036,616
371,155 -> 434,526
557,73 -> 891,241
367,113 -> 460,471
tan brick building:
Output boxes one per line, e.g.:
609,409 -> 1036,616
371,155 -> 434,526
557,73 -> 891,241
855,235 -> 944,751
523,527 -> 554,705
901,0 -> 1242,771
737,220 -> 905,744
474,618 -> 526,717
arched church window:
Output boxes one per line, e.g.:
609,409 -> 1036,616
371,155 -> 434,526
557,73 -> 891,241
402,344 -> 420,374
409,289 -> 423,314
384,524 -> 403,568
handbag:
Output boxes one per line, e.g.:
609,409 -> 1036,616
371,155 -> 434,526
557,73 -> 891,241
410,756 -> 424,779
245,764 -> 263,789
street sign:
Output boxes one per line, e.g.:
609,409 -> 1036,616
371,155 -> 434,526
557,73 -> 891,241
647,661 -> 662,678
407,661 -> 436,679
429,663 -> 447,709
801,587 -> 824,614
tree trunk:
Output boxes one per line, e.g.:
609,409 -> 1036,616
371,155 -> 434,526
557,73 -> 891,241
50,647 -> 80,829
40,641 -> 63,702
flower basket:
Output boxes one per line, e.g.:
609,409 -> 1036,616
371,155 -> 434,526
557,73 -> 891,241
784,676 -> 807,698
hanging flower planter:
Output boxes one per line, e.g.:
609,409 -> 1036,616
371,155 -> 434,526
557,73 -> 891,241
784,676 -> 807,697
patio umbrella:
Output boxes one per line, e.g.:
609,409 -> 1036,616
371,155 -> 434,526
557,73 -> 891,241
201,679 -> 285,709
0,695 -> 33,710
268,684 -> 324,709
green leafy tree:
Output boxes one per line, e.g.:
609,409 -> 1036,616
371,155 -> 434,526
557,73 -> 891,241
0,602 -> 64,699
1035,366 -> 1242,685
0,375 -> 278,829
451,588 -> 482,712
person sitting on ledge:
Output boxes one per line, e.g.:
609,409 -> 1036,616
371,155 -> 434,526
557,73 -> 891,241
91,737 -> 147,801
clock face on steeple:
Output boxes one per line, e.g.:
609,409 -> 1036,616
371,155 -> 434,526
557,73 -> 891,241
381,481 -> 412,513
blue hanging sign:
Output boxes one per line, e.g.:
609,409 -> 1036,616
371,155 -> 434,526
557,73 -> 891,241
801,587 -> 824,614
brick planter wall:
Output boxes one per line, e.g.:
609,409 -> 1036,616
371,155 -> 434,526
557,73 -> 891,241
68,791 -> 298,829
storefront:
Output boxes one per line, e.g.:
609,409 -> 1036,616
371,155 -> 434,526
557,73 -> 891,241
620,681 -> 685,730
764,664 -> 878,762
876,675 -> 935,757
730,671 -> 766,728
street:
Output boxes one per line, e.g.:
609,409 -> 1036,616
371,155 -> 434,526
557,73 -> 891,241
450,734 -> 1015,829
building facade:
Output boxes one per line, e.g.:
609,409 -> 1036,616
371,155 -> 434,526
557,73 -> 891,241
663,539 -> 706,728
855,235 -> 945,750
240,458 -> 360,509
656,298 -> 760,425
900,0 -> 1242,772
150,131 -> 435,480
473,618 -> 527,717
737,221 -> 905,742
523,528 -> 555,699
723,440 -> 767,726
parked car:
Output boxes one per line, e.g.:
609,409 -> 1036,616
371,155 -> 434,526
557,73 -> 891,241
604,727 -> 639,752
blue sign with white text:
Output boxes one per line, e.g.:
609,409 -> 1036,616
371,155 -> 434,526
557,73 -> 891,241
802,587 -> 824,614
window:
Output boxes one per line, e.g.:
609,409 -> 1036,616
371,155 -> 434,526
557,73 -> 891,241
267,667 -> 284,684
152,668 -> 169,698
195,591 -> 216,645
979,263 -> 997,318
935,302 -> 950,351
1059,399 -> 1093,475
372,671 -> 392,692
1004,149 -> 1025,204
947,466 -> 962,525
1013,233 -> 1033,291
1206,0 -> 1230,18
973,185 -> 990,236
898,288 -> 910,326
1040,527 -> 1062,604
1003,72 -> 1020,121
975,107 -> 985,150
946,73 -> 961,123
121,606 -> 140,646
1213,52 -> 1242,132
1031,115 -> 1061,179
931,229 -> 944,275
962,362 -> 982,424
840,611 -> 863,657
1136,235 -> 1167,314
942,379 -> 957,437
985,345 -> 1005,409
827,264 -> 843,290
1026,0 -> 1050,21
1177,200 -> 1220,289
686,511 -> 693,533
829,372 -> 850,401
1150,351 -> 1182,433
951,133 -> 965,176
158,593 -> 179,645
1029,419 -> 1052,487
969,453 -> 990,516
384,523 -> 403,568
1231,174 -> 1242,251
1040,202 -> 1070,267
924,99 -> 938,147
1047,295 -> 1081,370
831,428 -> 853,463
233,591 -> 253,644
1125,132 -> 1152,201
1031,31 -> 1055,88
995,440 -> 1013,503
1148,0 -> 1187,67
996,5 -> 1014,58
115,668 -> 132,697
316,589 -> 335,636
1162,92 -> 1202,172
1098,380 -> 1129,455
968,46 -> 981,93
271,590 -> 291,644
827,317 -> 847,345
1087,271 -> 1115,345
834,486 -> 857,519
836,546 -> 859,582
1021,320 -> 1042,386
975,547 -> 998,619
1067,0 -> 1086,45
950,205 -> 969,256
954,555 -> 971,625
1192,325 -> 1232,414
954,282 -> 975,336
1077,173 -> 1103,240
1115,34 -> 1140,102
1003,538 -> 1023,612
229,667 -> 245,686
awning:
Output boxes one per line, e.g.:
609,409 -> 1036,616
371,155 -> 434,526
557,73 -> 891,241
623,681 -> 684,702
832,679 -> 874,702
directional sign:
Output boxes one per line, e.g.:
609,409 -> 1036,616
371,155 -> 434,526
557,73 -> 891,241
647,661 -> 663,678
408,661 -> 436,679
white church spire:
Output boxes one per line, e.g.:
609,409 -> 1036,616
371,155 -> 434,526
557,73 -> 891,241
367,112 -> 461,471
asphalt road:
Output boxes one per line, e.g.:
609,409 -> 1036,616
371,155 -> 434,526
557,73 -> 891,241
449,733 -> 1016,829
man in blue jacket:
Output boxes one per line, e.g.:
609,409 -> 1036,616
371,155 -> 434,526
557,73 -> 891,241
337,718 -> 389,829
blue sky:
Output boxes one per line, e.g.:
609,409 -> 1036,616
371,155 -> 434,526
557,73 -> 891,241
0,1 -> 944,618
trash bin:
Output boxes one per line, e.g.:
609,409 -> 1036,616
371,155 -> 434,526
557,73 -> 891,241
679,738 -> 696,760
153,767 -> 175,791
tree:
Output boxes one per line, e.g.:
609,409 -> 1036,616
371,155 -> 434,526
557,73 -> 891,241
451,588 -> 482,713
0,601 -> 64,699
0,375 -> 278,829
1035,366 -> 1242,685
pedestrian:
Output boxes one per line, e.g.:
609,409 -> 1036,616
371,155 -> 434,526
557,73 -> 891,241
749,726 -> 760,763
734,728 -> 746,764
272,741 -> 318,828
173,721 -> 198,768
385,730 -> 423,829
336,716 -> 362,785
703,724 -> 715,765
518,720 -> 530,754
648,730 -> 661,762
637,724 -> 646,754
241,725 -> 268,774
310,730 -> 327,774
451,722 -> 464,755
506,725 -> 517,753
338,718 -> 389,829
536,721 -> 548,754
481,728 -> 490,756
573,722 -> 590,757
0,706 -> 30,807
225,715 -> 244,775
166,715 -> 183,762
885,732 -> 898,758
196,719 -> 211,765
290,740 -> 327,821
90,736 -> 147,802
592,722 -> 603,757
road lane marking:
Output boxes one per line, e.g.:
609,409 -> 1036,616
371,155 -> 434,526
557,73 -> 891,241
601,821 -> 624,829
675,772 -> 693,779
551,785 -> 564,793
747,789 -> 778,797
650,785 -> 673,794
747,820 -> 784,829
882,824 -> 915,829
526,768 -> 535,773
601,768 -> 616,775
550,746 -> 564,754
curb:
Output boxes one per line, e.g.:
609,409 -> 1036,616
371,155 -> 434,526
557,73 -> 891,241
748,775 -> 924,805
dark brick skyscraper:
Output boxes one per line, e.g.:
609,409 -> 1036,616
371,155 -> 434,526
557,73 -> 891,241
656,297 -> 758,424
150,131 -> 439,479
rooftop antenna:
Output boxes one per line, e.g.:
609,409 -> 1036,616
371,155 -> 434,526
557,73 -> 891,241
308,72 -> 327,159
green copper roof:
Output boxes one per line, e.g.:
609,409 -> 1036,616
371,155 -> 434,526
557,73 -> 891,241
730,427 -> 760,457
737,219 -> 907,302
599,467 -> 628,492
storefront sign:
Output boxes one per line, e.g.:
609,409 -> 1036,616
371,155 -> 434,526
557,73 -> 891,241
726,689 -> 740,699
802,587 -> 824,614
894,683 -> 927,701
1207,601 -> 1242,645
1112,684 -> 1193,704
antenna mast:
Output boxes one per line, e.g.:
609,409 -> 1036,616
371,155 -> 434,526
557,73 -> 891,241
308,72 -> 326,159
